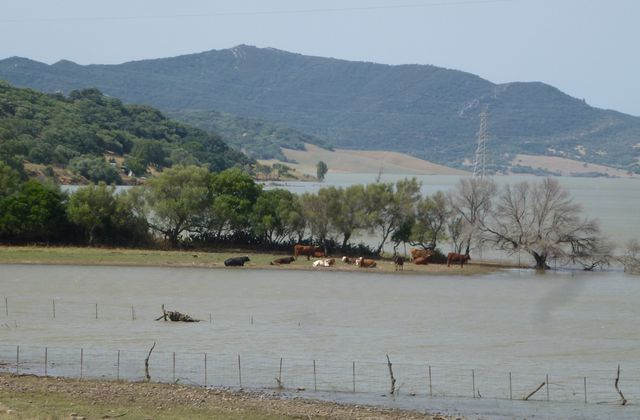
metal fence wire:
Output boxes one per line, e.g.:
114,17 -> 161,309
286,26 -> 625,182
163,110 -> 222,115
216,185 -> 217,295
0,343 -> 637,406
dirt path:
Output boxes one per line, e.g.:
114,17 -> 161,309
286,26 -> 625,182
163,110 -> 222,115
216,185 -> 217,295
0,374 -> 458,420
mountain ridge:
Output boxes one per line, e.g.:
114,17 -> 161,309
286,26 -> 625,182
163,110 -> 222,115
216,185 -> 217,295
1,44 -> 638,173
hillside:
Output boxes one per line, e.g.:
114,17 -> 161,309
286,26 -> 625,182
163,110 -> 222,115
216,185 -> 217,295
166,109 -> 332,161
0,81 -> 251,184
1,45 -> 638,174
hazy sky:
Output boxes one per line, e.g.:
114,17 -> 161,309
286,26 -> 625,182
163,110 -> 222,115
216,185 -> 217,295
2,0 -> 638,115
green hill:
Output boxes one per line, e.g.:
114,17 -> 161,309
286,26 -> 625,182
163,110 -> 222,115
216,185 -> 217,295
165,109 -> 332,162
0,81 -> 251,183
1,45 -> 638,173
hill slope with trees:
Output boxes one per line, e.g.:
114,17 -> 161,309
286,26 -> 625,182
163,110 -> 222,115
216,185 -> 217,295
1,45 -> 639,173
0,81 -> 251,183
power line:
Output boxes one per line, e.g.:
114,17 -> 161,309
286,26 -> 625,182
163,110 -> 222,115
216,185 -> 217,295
1,0 -> 522,23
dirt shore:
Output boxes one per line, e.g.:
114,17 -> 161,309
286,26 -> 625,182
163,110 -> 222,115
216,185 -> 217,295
0,374 -> 457,420
0,245 -> 516,276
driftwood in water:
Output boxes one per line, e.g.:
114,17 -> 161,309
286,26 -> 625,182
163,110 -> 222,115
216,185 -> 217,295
144,341 -> 156,382
155,304 -> 200,322
615,364 -> 627,405
523,381 -> 546,401
386,354 -> 396,395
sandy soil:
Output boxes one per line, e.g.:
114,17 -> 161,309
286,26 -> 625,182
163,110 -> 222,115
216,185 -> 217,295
511,154 -> 637,178
259,144 -> 469,176
0,374 -> 456,420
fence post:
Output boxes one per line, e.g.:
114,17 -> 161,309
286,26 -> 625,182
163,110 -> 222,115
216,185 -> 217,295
80,348 -> 83,379
352,361 -> 355,393
313,360 -> 317,392
251,315 -> 253,325
4,296 -> 7,317
279,357 -> 283,386
509,372 -> 512,400
546,374 -> 549,401
117,350 -> 120,381
16,345 -> 19,374
238,354 -> 242,388
131,305 -> 135,321
172,352 -> 176,382
472,369 -> 476,398
428,365 -> 432,397
95,303 -> 98,320
44,347 -> 48,376
584,376 -> 587,404
209,313 -> 212,324
52,299 -> 56,318
204,353 -> 207,387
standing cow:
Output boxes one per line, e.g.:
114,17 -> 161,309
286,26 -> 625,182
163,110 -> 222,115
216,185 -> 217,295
447,253 -> 471,268
393,255 -> 404,271
294,244 -> 323,260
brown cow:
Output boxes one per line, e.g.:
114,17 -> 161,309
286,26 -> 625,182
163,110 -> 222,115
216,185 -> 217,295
355,257 -> 377,268
393,255 -> 404,271
313,250 -> 326,258
413,256 -> 430,265
410,248 -> 434,262
447,252 -> 471,267
270,256 -> 295,265
294,244 -> 322,260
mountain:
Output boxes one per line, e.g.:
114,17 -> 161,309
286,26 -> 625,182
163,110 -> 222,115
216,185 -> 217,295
0,81 -> 251,183
1,45 -> 638,173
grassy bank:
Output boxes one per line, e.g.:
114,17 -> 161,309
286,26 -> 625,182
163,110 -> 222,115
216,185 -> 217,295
0,374 -> 449,420
0,245 -> 510,276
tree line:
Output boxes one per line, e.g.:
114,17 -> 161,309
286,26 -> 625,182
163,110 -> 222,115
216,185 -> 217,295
0,161 -> 617,270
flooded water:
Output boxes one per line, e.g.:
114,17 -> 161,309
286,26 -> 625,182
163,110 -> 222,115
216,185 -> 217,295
2,264 -> 640,418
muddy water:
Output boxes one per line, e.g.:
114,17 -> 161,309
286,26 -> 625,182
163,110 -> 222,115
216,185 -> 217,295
2,265 -> 640,394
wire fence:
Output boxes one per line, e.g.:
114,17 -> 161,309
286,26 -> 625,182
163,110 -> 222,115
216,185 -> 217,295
1,343 -> 638,406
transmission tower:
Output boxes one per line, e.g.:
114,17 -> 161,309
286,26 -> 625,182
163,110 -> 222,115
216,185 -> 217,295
473,106 -> 489,179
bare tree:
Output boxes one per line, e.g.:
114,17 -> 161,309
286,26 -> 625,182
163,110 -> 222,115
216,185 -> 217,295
621,239 -> 640,274
447,177 -> 497,254
483,178 -> 603,270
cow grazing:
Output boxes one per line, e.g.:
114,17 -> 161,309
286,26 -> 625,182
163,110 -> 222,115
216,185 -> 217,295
413,256 -> 430,265
294,244 -> 323,260
447,252 -> 471,267
270,256 -> 295,265
313,258 -> 336,268
224,256 -> 250,267
393,255 -> 404,271
355,257 -> 377,268
410,248 -> 434,262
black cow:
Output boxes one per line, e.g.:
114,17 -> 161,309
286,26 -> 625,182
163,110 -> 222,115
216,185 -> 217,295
224,256 -> 250,267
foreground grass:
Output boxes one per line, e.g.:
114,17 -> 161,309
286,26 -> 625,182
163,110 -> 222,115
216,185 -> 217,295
0,374 -> 445,420
0,245 -> 507,276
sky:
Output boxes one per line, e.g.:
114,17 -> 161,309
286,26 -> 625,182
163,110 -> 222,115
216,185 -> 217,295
1,0 -> 638,116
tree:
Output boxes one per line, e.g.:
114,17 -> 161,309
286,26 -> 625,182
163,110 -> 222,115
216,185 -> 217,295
410,191 -> 450,250
0,161 -> 23,199
68,155 -> 122,184
68,183 -> 118,245
299,191 -> 332,252
0,180 -> 67,241
251,189 -> 302,245
483,178 -> 603,270
144,165 -> 212,247
620,239 -> 640,274
366,178 -> 420,255
330,185 -> 367,250
206,168 -> 262,239
316,161 -> 328,181
447,177 -> 497,255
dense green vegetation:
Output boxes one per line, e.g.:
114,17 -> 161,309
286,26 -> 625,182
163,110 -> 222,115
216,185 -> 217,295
0,82 -> 251,183
1,46 -> 639,173
0,163 -> 611,269
167,109 -> 332,161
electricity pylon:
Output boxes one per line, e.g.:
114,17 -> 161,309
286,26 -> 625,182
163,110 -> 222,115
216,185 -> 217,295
473,106 -> 489,179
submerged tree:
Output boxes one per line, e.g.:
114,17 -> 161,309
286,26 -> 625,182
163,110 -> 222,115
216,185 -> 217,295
483,178 -> 604,270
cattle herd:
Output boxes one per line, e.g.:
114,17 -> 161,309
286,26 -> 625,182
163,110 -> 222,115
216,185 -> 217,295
221,244 -> 472,271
